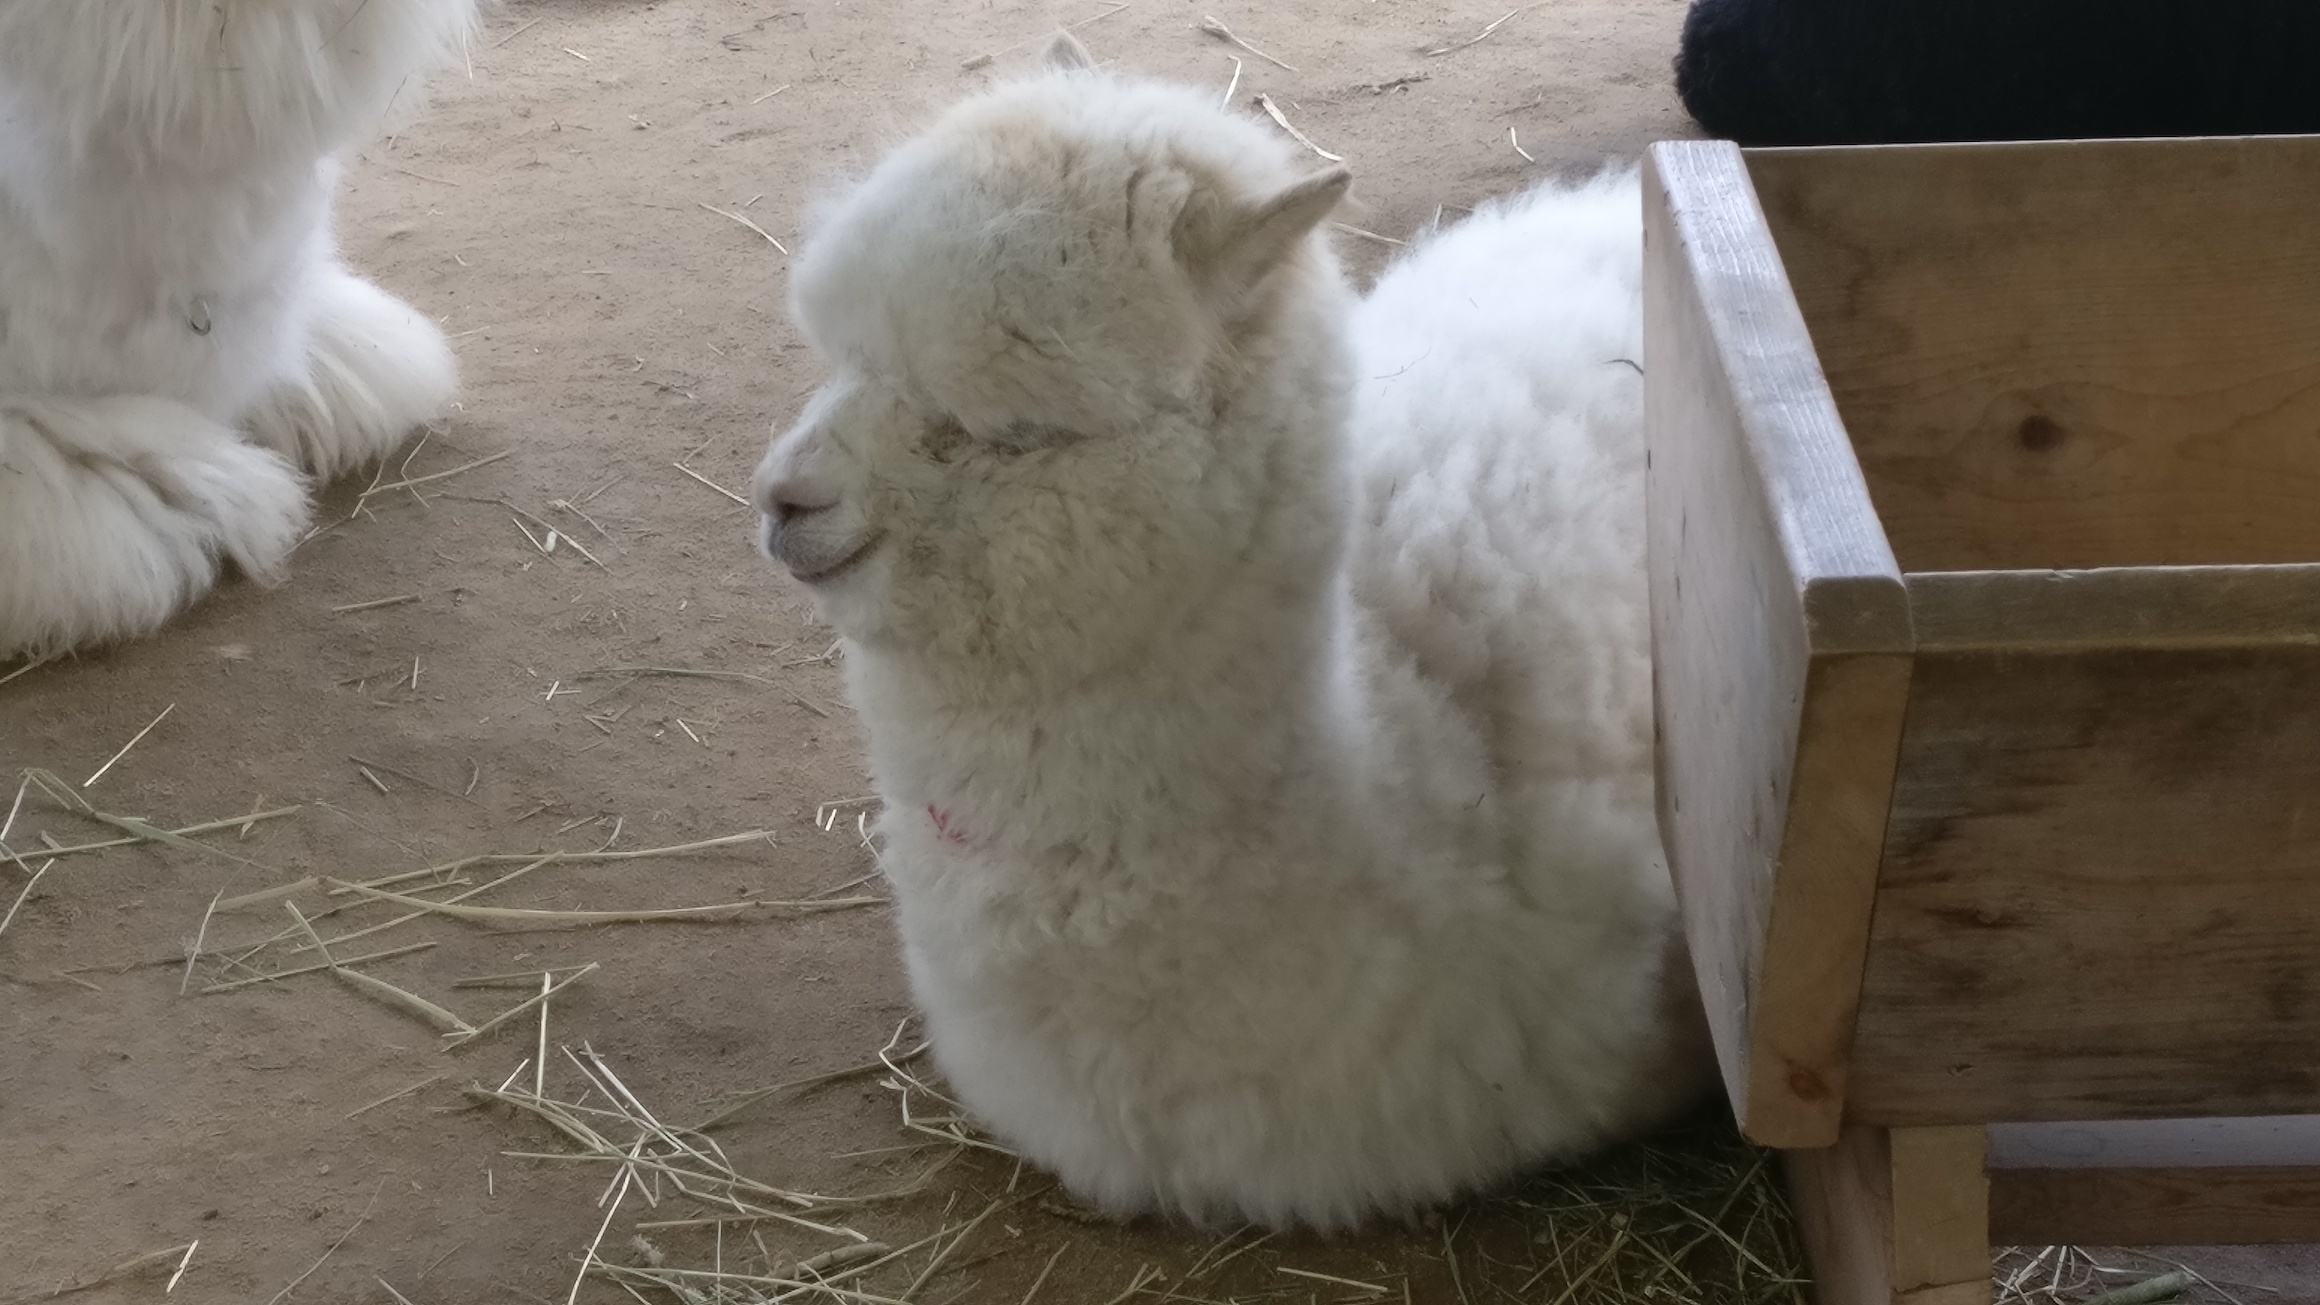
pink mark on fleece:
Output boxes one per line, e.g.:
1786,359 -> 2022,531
927,804 -> 972,846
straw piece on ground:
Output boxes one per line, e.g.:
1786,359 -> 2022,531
700,202 -> 789,254
670,461 -> 750,506
442,963 -> 597,1046
1278,1266 -> 1388,1295
1425,2 -> 1548,56
0,858 -> 54,940
179,890 -> 223,995
1253,94 -> 1343,162
353,449 -> 511,508
347,1072 -> 449,1119
331,594 -> 420,614
960,2 -> 1131,70
82,704 -> 174,786
0,653 -> 55,688
1198,16 -> 1296,71
326,878 -> 885,927
19,803 -> 300,864
287,901 -> 474,1034
263,1182 -> 381,1305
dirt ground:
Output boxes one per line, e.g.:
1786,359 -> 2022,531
0,1 -> 2309,1302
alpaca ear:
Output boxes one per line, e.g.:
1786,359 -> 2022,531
1044,31 -> 1097,71
1186,167 -> 1351,294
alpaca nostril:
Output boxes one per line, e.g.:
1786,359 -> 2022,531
758,478 -> 838,527
771,496 -> 827,526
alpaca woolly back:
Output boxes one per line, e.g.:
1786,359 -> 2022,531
0,0 -> 479,165
754,54 -> 1713,1230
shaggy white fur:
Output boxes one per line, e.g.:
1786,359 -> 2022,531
0,0 -> 473,657
753,38 -> 1714,1231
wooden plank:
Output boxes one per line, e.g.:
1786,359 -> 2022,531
1747,136 -> 2320,573
1788,1125 -> 1992,1305
1990,1116 -> 2320,1169
1645,140 -> 1913,1147
1990,1166 -> 2320,1245
1911,565 -> 2320,652
1891,1126 -> 1990,1295
1849,643 -> 2320,1125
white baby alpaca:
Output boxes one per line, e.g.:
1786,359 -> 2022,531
0,0 -> 474,657
754,39 -> 1713,1230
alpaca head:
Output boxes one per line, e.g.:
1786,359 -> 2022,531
755,39 -> 1355,689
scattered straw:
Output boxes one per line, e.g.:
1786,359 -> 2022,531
960,2 -> 1132,70
287,901 -> 475,1035
83,703 -> 174,786
331,594 -> 420,614
1019,1243 -> 1070,1305
165,1239 -> 199,1294
0,858 -> 54,941
492,16 -> 542,47
444,963 -> 598,1046
1278,1265 -> 1389,1295
700,203 -> 790,255
1198,16 -> 1296,71
33,1242 -> 202,1298
374,1277 -> 418,1305
200,943 -> 438,994
694,1045 -> 926,1131
348,1072 -> 449,1119
179,890 -> 223,995
0,653 -> 55,688
1425,2 -> 1548,56
1253,94 -> 1343,162
264,1181 -> 382,1305
325,878 -> 882,928
1510,127 -> 1536,163
671,461 -> 751,506
16,803 -> 299,864
1331,221 -> 1404,247
1218,55 -> 1243,108
353,450 -> 510,512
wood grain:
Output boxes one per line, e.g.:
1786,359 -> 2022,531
1910,564 -> 2320,652
1990,1115 -> 2320,1169
1849,643 -> 2320,1125
1747,136 -> 2320,574
1644,141 -> 1913,1148
1990,1165 -> 2320,1245
1787,1124 -> 1992,1305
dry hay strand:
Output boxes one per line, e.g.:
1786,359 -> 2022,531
1443,1109 -> 1808,1305
470,1032 -> 1017,1305
1253,93 -> 1343,163
960,2 -> 1132,70
8,768 -> 298,866
1995,1247 -> 2237,1305
323,877 -> 884,929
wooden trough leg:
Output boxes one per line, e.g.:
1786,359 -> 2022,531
1786,1124 -> 1992,1305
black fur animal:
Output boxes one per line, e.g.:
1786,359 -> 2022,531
1675,0 -> 2320,145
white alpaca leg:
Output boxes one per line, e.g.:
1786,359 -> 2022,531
0,396 -> 310,657
243,265 -> 458,481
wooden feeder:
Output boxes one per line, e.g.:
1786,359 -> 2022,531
1644,135 -> 2320,1304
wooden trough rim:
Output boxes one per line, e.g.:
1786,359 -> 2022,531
1910,564 -> 2320,652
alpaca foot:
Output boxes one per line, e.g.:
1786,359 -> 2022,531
0,395 -> 311,657
244,266 -> 458,481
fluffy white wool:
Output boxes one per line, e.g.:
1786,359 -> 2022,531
0,0 -> 472,657
754,44 -> 1714,1231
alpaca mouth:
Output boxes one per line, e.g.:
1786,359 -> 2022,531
785,530 -> 884,585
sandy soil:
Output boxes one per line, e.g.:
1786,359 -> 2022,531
1,1 -> 2307,1302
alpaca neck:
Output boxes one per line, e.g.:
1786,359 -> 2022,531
852,560 -> 1345,848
